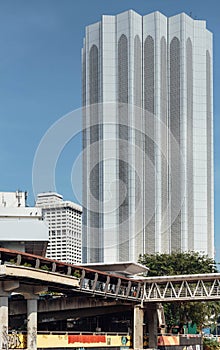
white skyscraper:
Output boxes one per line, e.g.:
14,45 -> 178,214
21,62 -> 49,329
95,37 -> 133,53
82,10 -> 214,263
36,192 -> 82,264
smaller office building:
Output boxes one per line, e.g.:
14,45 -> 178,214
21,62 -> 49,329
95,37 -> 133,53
36,192 -> 82,264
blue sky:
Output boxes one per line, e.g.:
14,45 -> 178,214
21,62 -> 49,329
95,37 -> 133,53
0,0 -> 219,260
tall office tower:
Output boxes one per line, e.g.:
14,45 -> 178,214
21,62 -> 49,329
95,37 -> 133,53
82,10 -> 214,263
36,193 -> 82,264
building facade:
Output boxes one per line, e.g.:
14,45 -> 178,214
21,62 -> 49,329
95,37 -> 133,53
36,192 -> 82,264
82,10 -> 214,262
0,191 -> 48,256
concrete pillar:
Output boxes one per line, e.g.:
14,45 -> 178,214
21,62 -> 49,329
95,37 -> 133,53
27,298 -> 38,350
133,305 -> 144,350
20,286 -> 47,350
0,296 -> 8,350
0,280 -> 19,350
146,304 -> 158,349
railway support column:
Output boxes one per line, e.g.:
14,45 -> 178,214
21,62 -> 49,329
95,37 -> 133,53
133,305 -> 144,350
146,303 -> 158,349
27,297 -> 38,350
22,286 -> 47,350
0,295 -> 8,350
0,281 -> 19,350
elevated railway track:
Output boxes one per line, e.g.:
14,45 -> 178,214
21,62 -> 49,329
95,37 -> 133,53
1,248 -> 220,303
0,248 -> 220,350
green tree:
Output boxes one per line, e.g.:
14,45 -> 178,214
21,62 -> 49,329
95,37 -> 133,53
203,338 -> 220,350
139,251 -> 220,331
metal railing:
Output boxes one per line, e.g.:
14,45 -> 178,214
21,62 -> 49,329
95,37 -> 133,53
2,248 -> 220,303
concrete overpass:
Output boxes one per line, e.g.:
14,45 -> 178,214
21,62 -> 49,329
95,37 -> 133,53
1,248 -> 220,350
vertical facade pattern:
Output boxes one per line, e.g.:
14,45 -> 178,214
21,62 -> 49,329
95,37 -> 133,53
134,34 -> 143,258
144,35 -> 155,253
206,50 -> 212,255
134,35 -> 142,108
160,36 -> 169,251
118,34 -> 129,261
89,45 -> 103,262
82,45 -> 87,262
170,37 -> 181,251
186,38 -> 194,249
82,11 -> 214,262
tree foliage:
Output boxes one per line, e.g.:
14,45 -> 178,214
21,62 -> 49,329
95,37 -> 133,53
139,251 -> 220,330
203,338 -> 220,350
139,251 -> 217,276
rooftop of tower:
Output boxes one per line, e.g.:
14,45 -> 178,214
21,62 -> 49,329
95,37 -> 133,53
86,9 -> 210,32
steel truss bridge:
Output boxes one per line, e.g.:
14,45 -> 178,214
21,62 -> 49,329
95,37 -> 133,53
143,274 -> 220,302
1,248 -> 220,303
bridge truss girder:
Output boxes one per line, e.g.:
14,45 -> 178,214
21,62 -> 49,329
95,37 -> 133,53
143,277 -> 220,302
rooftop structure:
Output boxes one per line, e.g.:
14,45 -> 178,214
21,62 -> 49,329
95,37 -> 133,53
0,191 -> 48,256
80,261 -> 149,277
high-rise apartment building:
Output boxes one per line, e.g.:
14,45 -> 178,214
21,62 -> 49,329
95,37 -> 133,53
82,10 -> 214,263
36,192 -> 82,264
